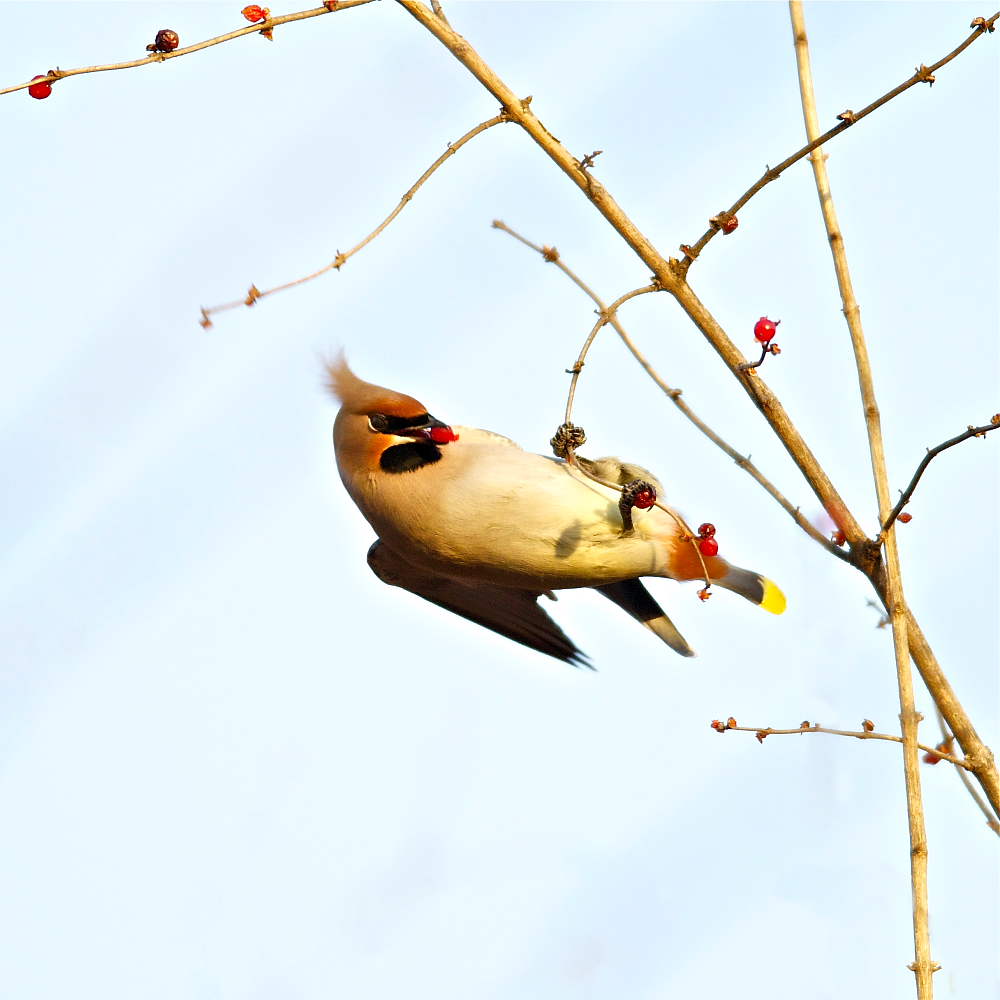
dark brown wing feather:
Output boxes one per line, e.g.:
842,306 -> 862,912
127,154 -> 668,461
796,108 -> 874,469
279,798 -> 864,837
595,579 -> 695,657
367,541 -> 591,668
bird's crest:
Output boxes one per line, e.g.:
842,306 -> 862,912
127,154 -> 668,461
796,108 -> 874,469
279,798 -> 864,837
325,354 -> 426,417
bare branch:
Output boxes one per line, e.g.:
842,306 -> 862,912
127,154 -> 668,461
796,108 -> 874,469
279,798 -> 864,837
882,417 -> 1000,534
711,717 -> 971,770
679,9 -> 1000,271
200,114 -> 509,326
492,219 -> 845,559
0,2 -> 375,97
934,710 -> 1000,836
562,284 -> 657,427
399,0 -> 1000,822
397,0 -> 870,551
790,5 -> 933,992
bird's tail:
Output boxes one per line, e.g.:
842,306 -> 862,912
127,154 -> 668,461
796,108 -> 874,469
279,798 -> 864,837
667,543 -> 786,614
715,564 -> 786,614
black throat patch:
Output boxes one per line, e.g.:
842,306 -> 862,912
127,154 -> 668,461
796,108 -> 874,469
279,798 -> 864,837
379,441 -> 442,474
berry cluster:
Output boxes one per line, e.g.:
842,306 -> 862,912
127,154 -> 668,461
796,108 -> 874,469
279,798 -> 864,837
697,522 -> 718,557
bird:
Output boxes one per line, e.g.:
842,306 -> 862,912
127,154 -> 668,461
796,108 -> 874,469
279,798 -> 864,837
328,357 -> 785,665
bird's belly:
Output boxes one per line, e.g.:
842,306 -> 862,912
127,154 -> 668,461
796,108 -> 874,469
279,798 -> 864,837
365,467 -> 666,590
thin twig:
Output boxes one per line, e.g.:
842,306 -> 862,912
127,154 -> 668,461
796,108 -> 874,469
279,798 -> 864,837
934,710 -> 1000,836
790,5 -> 934,994
882,418 -> 1000,534
563,284 -> 657,426
738,343 -> 781,372
715,720 -> 971,770
679,9 -> 1000,271
430,1 -> 451,27
200,114 -> 508,325
491,219 -> 845,559
0,2 -> 375,97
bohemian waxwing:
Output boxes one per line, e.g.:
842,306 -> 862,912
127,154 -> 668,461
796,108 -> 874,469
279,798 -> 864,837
329,357 -> 785,665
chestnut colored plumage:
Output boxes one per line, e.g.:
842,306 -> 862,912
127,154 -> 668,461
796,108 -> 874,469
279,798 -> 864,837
329,357 -> 785,665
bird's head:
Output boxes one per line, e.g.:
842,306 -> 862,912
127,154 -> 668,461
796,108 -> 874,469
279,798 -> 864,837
326,355 -> 459,477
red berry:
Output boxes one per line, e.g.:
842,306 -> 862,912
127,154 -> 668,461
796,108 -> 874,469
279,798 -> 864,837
898,512 -> 913,523
28,75 -> 52,100
922,751 -> 941,765
153,29 -> 179,52
699,537 -> 719,557
427,425 -> 459,444
697,587 -> 712,602
632,488 -> 656,510
697,522 -> 716,538
710,720 -> 726,732
242,4 -> 268,21
831,530 -> 846,547
721,215 -> 739,234
753,317 -> 780,343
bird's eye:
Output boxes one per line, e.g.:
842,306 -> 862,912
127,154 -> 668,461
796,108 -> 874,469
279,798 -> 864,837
368,414 -> 390,433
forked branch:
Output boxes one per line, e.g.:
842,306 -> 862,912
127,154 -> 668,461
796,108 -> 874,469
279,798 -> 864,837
881,417 -> 1000,534
492,219 -> 845,559
679,10 -> 1000,270
397,0 -> 999,827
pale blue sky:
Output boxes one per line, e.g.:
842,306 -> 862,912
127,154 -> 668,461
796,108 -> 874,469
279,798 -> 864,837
1,3 -> 997,998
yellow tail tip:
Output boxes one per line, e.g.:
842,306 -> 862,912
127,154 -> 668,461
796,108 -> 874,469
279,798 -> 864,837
760,578 -> 787,615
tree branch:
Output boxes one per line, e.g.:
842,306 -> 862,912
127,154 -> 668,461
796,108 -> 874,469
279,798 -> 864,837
562,284 -> 658,427
881,417 -> 1000,534
491,219 -> 846,559
395,0 -> 868,552
934,710 -> 1000,836
0,2 -> 375,97
712,716 -> 971,770
396,0 -> 1000,825
789,5 -> 934,993
199,113 -> 509,326
679,9 -> 1000,271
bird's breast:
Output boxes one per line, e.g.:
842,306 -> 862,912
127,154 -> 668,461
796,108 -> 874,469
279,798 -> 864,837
354,439 -> 671,590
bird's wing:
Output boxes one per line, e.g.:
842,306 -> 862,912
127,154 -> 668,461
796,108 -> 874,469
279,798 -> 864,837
367,540 -> 591,668
595,578 -> 695,657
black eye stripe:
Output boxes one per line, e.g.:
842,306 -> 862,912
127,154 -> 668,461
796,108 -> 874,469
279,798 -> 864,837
379,441 -> 442,473
369,412 -> 432,433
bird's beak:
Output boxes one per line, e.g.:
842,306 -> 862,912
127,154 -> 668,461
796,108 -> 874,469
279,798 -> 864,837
405,415 -> 459,444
